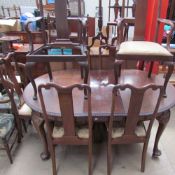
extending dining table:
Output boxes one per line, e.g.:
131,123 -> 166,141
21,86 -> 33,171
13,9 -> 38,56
23,69 -> 175,160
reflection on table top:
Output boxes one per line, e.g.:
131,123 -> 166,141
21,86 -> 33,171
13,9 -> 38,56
23,69 -> 175,120
0,35 -> 20,42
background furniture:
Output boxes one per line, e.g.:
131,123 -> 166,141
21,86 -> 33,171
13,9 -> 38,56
0,53 -> 32,139
0,103 -> 18,164
1,5 -> 21,19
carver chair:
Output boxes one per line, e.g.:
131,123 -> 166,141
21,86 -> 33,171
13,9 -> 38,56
0,53 -> 32,139
47,13 -> 87,45
88,18 -> 124,70
115,0 -> 174,96
38,83 -> 93,175
107,84 -> 163,175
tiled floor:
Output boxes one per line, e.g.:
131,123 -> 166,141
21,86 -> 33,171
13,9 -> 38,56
1,108 -> 175,175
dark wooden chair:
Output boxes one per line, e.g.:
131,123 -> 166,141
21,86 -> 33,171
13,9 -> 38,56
68,0 -> 85,17
0,53 -> 32,139
115,0 -> 175,96
107,84 -> 163,175
47,14 -> 87,44
0,96 -> 19,164
108,0 -> 136,41
88,18 -> 124,70
38,83 -> 93,175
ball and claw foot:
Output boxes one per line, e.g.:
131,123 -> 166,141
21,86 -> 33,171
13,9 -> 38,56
40,152 -> 50,160
152,149 -> 161,158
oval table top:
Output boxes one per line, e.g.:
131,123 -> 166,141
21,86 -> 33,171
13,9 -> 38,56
23,69 -> 175,120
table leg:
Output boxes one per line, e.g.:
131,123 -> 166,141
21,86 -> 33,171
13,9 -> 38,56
83,62 -> 89,99
25,62 -> 38,100
148,61 -> 154,78
46,62 -> 53,81
152,110 -> 170,157
31,112 -> 50,160
163,63 -> 174,97
114,60 -> 123,84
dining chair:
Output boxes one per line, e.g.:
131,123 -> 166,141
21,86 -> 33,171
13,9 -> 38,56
107,84 -> 163,175
38,83 -> 93,175
0,52 -> 32,140
68,0 -> 85,17
88,18 -> 125,70
115,0 -> 174,95
47,13 -> 87,45
0,94 -> 19,164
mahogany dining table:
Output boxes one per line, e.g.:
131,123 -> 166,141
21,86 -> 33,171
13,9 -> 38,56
23,69 -> 175,160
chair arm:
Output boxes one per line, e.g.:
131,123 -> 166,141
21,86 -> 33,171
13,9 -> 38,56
24,17 -> 43,53
107,18 -> 125,45
157,18 -> 175,50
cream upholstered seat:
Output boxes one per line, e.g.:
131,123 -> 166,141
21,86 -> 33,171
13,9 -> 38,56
15,75 -> 21,84
18,103 -> 32,116
90,47 -> 109,56
112,124 -> 146,139
52,125 -> 89,139
118,41 -> 172,57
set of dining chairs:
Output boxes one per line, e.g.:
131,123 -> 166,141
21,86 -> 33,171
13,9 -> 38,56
0,52 -> 164,175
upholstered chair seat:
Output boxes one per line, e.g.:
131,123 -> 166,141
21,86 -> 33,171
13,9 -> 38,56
52,125 -> 89,139
90,47 -> 109,56
118,41 -> 172,57
18,103 -> 32,116
0,114 -> 14,139
112,124 -> 146,139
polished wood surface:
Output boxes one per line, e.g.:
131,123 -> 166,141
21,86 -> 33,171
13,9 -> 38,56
0,36 -> 20,42
38,83 -> 93,175
107,84 -> 163,174
23,69 -> 175,119
15,44 -> 43,54
5,31 -> 45,44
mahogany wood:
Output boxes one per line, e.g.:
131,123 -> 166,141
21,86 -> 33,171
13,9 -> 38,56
23,70 -> 175,159
38,83 -> 93,175
107,84 -> 163,174
0,53 -> 31,139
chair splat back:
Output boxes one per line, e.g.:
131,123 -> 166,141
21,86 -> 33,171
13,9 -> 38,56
58,89 -> 76,136
110,84 -> 163,142
38,83 -> 92,138
0,53 -> 24,111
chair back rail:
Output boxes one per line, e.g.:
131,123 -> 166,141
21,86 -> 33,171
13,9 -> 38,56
109,84 -> 163,143
38,83 -> 92,139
